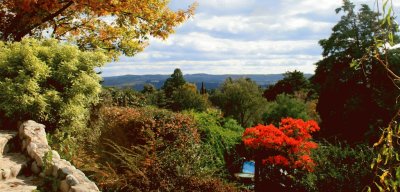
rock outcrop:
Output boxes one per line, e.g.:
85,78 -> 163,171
0,130 -> 38,191
0,120 -> 100,192
19,120 -> 100,192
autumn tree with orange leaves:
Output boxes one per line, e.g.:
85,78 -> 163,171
0,0 -> 196,58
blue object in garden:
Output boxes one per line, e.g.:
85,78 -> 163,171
242,161 -> 255,174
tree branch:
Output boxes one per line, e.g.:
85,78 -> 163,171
14,1 -> 74,41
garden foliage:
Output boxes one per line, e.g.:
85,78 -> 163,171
243,118 -> 319,191
76,106 -> 238,191
210,78 -> 267,127
188,109 -> 243,174
263,94 -> 320,126
298,141 -> 374,191
0,38 -> 107,158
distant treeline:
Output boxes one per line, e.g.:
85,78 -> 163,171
102,73 -> 312,91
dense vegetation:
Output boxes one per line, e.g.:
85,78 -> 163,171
1,0 -> 400,191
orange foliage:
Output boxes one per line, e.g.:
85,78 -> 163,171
0,0 -> 196,58
100,106 -> 200,148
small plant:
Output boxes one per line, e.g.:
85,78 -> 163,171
38,151 -> 60,192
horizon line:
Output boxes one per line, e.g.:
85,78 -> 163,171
102,72 -> 315,78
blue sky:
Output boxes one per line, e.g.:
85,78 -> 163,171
101,0 -> 388,76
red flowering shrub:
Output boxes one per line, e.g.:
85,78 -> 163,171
243,117 -> 319,172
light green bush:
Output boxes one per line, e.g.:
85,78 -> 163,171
0,38 -> 107,157
187,109 -> 243,174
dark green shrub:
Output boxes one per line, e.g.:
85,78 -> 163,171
263,70 -> 313,101
295,141 -> 374,191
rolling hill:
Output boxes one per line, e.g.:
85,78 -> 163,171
102,73 -> 312,91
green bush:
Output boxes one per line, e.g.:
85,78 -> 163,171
0,38 -> 107,158
295,141 -> 374,191
263,94 -> 320,125
188,109 -> 243,174
100,87 -> 148,108
169,83 -> 209,112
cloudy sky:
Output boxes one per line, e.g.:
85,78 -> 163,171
101,0 -> 388,76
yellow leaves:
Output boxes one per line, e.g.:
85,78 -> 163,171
374,134 -> 385,147
380,171 -> 389,184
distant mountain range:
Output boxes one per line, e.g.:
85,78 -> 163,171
102,73 -> 313,91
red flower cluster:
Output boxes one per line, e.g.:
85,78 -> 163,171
263,155 -> 290,167
243,118 -> 320,172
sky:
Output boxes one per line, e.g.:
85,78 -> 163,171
100,0 -> 393,77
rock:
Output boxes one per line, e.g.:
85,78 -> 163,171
31,161 -> 40,174
31,146 -> 51,167
1,169 -> 11,180
0,176 -> 38,191
59,179 -> 70,192
15,120 -> 100,191
0,131 -> 17,155
51,150 -> 61,161
10,165 -> 21,177
70,183 -> 99,192
0,153 -> 28,180
66,174 -> 80,186
19,120 -> 47,146
56,160 -> 76,179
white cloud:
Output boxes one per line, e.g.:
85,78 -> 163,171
103,54 -> 320,76
147,32 -> 318,54
199,0 -> 256,10
104,0 -> 398,76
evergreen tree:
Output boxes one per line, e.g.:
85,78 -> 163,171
200,82 -> 207,95
162,68 -> 186,98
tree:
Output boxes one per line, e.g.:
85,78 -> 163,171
263,94 -> 320,126
365,1 -> 400,190
210,78 -> 267,127
200,82 -> 207,95
169,83 -> 209,112
0,0 -> 196,58
102,87 -> 147,108
162,68 -> 186,98
312,1 -> 399,142
243,118 -> 319,191
142,83 -> 156,94
263,70 -> 312,101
